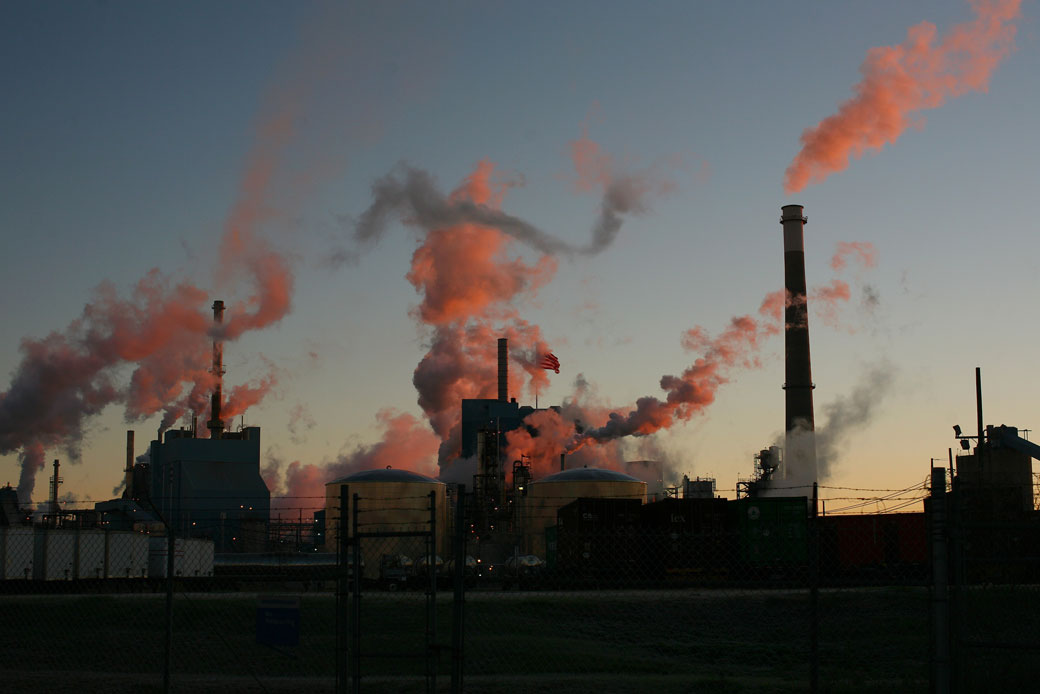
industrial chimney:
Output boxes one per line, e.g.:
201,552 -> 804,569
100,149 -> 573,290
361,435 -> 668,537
124,430 -> 135,500
206,300 -> 226,439
780,204 -> 817,484
498,337 -> 508,403
49,459 -> 62,514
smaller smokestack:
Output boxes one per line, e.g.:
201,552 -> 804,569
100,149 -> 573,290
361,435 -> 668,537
497,338 -> 508,403
50,459 -> 62,512
560,453 -> 565,472
124,431 -> 135,500
207,300 -> 226,439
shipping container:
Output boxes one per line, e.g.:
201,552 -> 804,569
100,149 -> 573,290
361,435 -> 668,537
181,538 -> 215,576
35,529 -> 76,580
731,497 -> 808,565
818,513 -> 927,576
1,527 -> 34,580
76,529 -> 106,579
557,497 -> 642,533
107,531 -> 149,578
639,498 -> 731,534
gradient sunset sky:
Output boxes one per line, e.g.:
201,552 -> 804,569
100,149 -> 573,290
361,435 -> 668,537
2,1 -> 1036,510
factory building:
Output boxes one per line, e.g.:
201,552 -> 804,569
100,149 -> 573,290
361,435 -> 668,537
99,301 -> 271,551
143,425 -> 270,553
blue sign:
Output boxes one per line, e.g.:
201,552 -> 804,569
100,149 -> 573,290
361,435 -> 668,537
256,596 -> 300,647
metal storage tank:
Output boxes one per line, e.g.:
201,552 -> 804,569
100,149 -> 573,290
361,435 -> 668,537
522,467 -> 646,558
324,468 -> 448,580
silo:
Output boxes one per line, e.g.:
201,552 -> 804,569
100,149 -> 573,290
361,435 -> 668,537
523,468 -> 646,558
324,468 -> 448,580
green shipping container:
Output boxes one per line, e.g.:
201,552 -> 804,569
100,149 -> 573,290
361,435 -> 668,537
732,497 -> 808,564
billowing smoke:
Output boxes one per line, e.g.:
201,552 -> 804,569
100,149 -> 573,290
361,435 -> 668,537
816,362 -> 896,479
578,293 -> 783,445
784,0 -> 1021,193
504,238 -> 872,470
265,409 -> 441,513
0,21 -> 337,502
777,361 -> 896,489
287,403 -> 317,444
344,132 -> 671,261
831,242 -> 877,272
336,126 -> 681,475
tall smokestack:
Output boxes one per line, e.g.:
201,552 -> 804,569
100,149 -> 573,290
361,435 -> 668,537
124,430 -> 135,500
780,204 -> 817,483
207,300 -> 226,439
497,337 -> 508,403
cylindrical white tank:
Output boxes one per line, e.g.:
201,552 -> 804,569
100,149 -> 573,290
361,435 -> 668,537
325,468 -> 448,580
523,467 -> 646,558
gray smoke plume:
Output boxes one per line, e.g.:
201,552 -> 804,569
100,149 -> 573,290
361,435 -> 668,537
815,361 -> 895,479
774,361 -> 896,493
342,164 -> 655,260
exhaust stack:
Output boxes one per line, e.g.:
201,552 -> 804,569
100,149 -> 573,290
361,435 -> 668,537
124,431 -> 134,499
49,459 -> 62,513
498,338 -> 508,402
780,204 -> 817,483
206,300 -> 226,439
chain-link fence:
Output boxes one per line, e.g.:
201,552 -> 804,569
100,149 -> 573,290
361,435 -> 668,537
1,475 -> 1037,693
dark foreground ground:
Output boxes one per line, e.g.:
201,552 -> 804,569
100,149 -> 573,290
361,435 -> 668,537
1,585 -> 1033,693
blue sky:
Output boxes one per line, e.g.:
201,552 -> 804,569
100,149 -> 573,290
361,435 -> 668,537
2,1 -> 1037,506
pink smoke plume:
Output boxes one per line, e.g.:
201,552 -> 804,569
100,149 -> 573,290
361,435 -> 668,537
264,409 -> 440,514
396,160 -> 558,467
811,279 -> 853,329
784,0 -> 1021,193
831,242 -> 878,272
0,45 -> 314,502
506,240 -> 870,469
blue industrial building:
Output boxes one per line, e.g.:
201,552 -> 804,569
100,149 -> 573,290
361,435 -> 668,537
146,426 -> 270,552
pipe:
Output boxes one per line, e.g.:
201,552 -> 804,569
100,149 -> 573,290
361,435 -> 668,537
125,431 -> 135,500
207,300 -> 226,439
780,204 -> 817,483
497,338 -> 508,403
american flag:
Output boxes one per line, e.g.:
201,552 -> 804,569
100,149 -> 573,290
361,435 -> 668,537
539,352 -> 560,374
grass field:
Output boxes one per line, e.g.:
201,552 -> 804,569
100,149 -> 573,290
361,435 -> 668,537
0,584 -> 948,693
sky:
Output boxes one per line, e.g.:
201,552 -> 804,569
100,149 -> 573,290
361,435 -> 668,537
1,0 -> 1037,513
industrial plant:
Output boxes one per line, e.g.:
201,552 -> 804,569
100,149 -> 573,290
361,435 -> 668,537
2,206 -> 1038,591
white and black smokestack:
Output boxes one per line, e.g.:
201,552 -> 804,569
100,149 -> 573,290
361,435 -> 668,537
206,300 -> 226,439
780,205 -> 817,479
497,338 -> 508,402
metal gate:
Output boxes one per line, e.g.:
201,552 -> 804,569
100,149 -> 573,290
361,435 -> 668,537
336,485 -> 466,694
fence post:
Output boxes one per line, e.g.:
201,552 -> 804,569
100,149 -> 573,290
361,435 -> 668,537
427,490 -> 438,693
351,492 -> 362,694
930,467 -> 951,694
164,464 -> 176,694
810,482 -> 819,694
451,485 -> 466,694
336,485 -> 349,694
